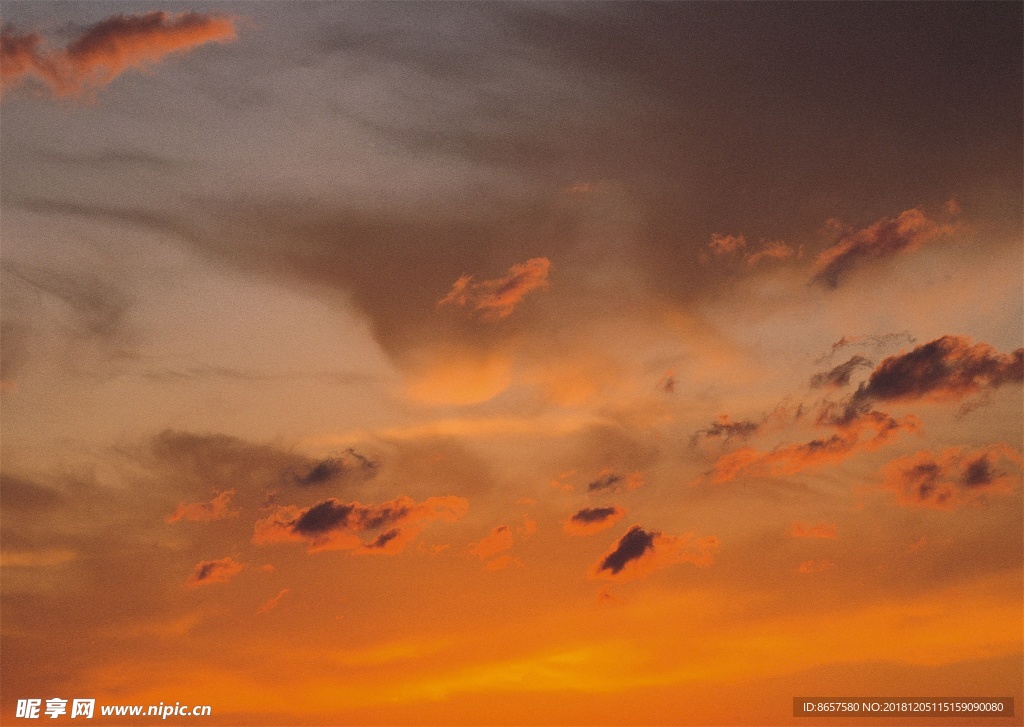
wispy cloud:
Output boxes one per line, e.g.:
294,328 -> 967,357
438,257 -> 551,320
698,410 -> 920,485
812,207 -> 956,288
810,355 -> 873,390
1,11 -> 237,99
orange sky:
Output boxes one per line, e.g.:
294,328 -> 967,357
1,3 -> 1022,725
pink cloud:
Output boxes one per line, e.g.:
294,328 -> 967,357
438,257 -> 551,320
1,11 -> 237,99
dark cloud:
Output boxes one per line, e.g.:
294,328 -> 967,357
700,408 -> 920,485
881,445 -> 1022,510
292,500 -> 356,536
855,335 -> 1023,405
961,455 -> 995,488
565,505 -> 626,536
571,507 -> 621,525
287,449 -> 378,488
253,495 -> 469,553
364,528 -> 402,550
690,415 -> 760,446
597,525 -> 656,575
811,208 -> 955,288
810,355 -> 873,390
587,473 -> 622,492
0,473 -> 63,512
185,556 -> 243,588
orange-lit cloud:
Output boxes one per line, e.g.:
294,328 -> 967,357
706,233 -> 797,266
405,348 -> 512,405
812,207 -> 956,287
854,335 -> 1023,405
880,444 -> 1022,510
699,410 -> 920,484
590,525 -> 718,581
185,556 -> 243,588
437,257 -> 551,320
564,506 -> 626,535
788,521 -> 837,539
707,233 -> 746,255
164,489 -> 237,523
586,469 -> 643,493
745,239 -> 798,266
253,495 -> 469,554
257,588 -> 289,614
468,525 -> 514,559
1,11 -> 237,99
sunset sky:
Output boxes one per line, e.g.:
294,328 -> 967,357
1,3 -> 1022,725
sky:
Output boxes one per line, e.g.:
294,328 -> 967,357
1,2 -> 1022,725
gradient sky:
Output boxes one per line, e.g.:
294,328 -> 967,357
1,3 -> 1022,725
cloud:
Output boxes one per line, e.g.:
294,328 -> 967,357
815,332 -> 916,364
707,233 -> 746,255
852,335 -> 1023,405
744,239 -> 798,266
880,444 -> 1022,510
788,522 -> 837,539
257,588 -> 289,614
252,495 -> 468,553
590,525 -> 718,581
286,449 -> 378,488
468,525 -> 514,559
149,430 -> 377,499
437,257 -> 551,320
1,11 -> 237,99
185,556 -> 243,588
705,233 -> 797,266
564,506 -> 626,535
810,355 -> 873,390
586,470 -> 643,493
164,489 -> 237,523
699,409 -> 920,485
689,415 -> 761,446
812,207 -> 956,288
